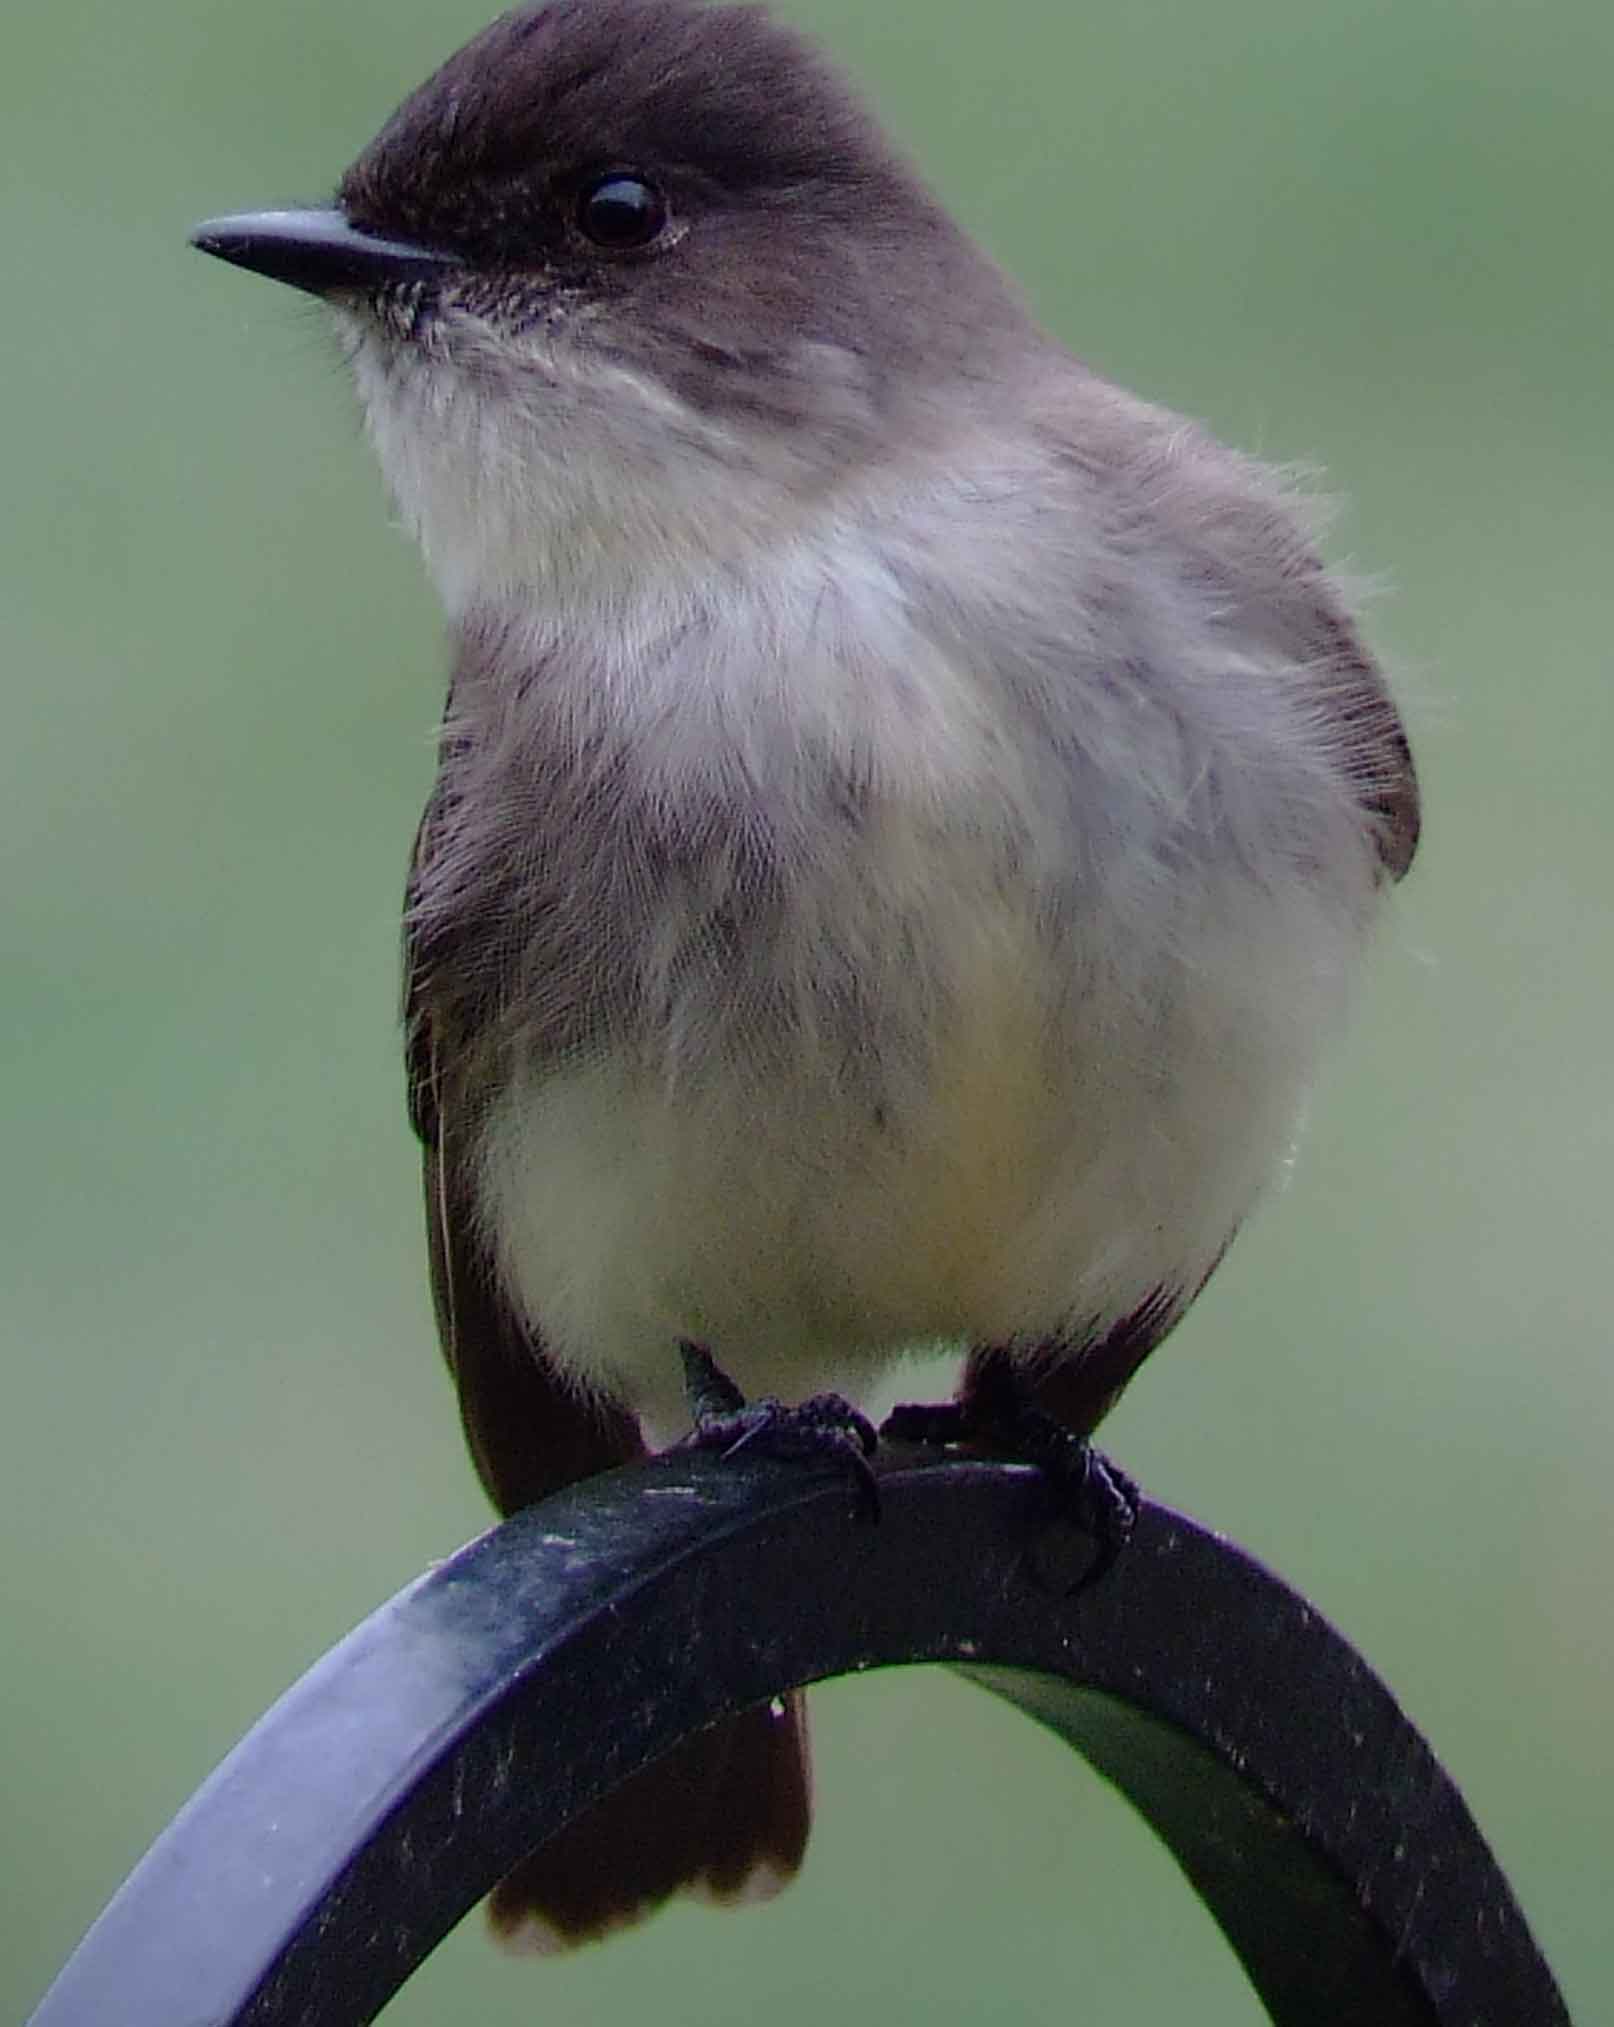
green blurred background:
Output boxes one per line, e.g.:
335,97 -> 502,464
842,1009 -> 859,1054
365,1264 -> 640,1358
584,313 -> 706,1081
5,0 -> 1610,2018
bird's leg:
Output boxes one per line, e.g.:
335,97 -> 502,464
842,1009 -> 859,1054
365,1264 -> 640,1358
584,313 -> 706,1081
674,1341 -> 880,1520
879,1399 -> 969,1446
882,1349 -> 1139,1588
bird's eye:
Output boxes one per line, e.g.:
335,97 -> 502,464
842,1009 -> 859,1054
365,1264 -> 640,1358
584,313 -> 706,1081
575,173 -> 667,250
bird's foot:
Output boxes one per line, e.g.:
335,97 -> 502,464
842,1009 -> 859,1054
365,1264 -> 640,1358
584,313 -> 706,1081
1009,1409 -> 1139,1591
676,1341 -> 880,1521
880,1399 -> 969,1447
880,1392 -> 1138,1592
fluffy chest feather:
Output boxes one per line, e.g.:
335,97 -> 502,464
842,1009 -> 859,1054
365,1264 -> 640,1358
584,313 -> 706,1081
434,579 -> 1365,1434
403,438 -> 1383,1431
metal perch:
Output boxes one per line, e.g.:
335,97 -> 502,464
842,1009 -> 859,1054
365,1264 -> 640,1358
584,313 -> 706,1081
28,1447 -> 1571,2025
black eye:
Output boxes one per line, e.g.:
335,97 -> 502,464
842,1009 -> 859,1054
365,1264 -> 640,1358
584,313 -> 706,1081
575,173 -> 667,250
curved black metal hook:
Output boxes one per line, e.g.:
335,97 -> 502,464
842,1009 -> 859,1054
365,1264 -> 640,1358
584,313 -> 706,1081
28,1449 -> 1570,2026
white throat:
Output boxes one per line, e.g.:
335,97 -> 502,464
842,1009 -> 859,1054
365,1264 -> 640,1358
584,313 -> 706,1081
335,306 -> 881,629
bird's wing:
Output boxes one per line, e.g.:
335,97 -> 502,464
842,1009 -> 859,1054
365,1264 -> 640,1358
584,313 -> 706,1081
1303,590 -> 1420,884
403,782 -> 646,1512
403,778 -> 813,1949
1036,374 -> 1421,885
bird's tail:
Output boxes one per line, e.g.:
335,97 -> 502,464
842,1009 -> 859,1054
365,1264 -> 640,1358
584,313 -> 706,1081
488,1689 -> 812,1953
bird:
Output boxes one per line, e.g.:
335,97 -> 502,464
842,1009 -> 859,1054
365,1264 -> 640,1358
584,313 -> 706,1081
190,0 -> 1419,1955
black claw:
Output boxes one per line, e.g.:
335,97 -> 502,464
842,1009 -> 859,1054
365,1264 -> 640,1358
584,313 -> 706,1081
675,1342 -> 881,1521
1001,1414 -> 1139,1595
880,1387 -> 1139,1595
1050,1440 -> 1139,1591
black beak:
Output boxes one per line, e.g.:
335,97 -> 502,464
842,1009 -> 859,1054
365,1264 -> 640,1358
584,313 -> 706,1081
188,208 -> 457,298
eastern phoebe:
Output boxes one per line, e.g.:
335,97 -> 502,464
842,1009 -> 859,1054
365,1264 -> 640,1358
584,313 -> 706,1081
191,0 -> 1418,1955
